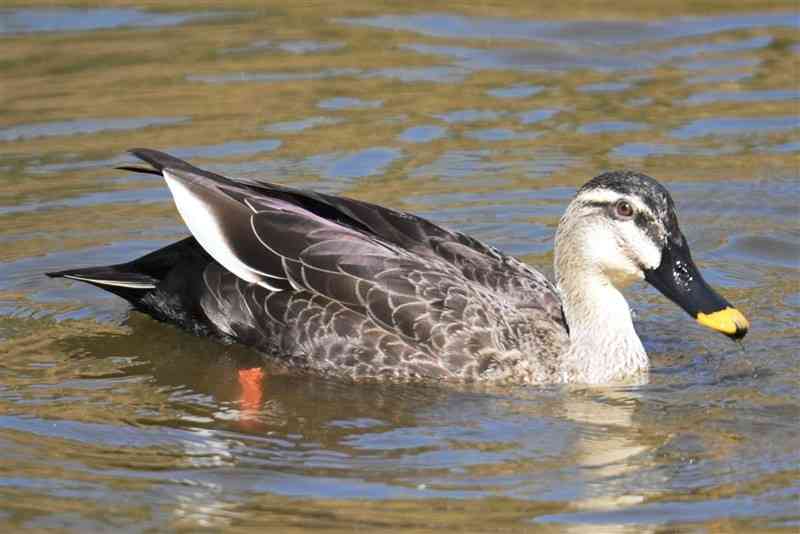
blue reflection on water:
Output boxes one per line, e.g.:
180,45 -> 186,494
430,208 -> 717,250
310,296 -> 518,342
0,8 -> 219,35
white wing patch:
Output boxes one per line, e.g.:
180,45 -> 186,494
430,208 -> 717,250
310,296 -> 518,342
163,170 -> 284,291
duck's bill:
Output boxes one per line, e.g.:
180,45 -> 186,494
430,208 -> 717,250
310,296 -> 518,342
644,237 -> 749,340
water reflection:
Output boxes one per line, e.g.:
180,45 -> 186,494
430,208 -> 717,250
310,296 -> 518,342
397,125 -> 447,143
340,12 -> 797,45
223,39 -> 345,56
684,89 -> 799,105
0,117 -> 188,143
265,116 -> 342,133
0,7 -> 219,35
46,317 -> 673,532
554,389 -> 652,529
670,116 -> 799,139
578,121 -> 648,134
168,139 -> 282,159
487,84 -> 544,99
578,82 -> 633,93
318,97 -> 383,110
187,68 -> 361,84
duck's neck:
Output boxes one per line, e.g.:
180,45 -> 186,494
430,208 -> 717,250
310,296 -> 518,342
556,272 -> 648,383
553,216 -> 649,384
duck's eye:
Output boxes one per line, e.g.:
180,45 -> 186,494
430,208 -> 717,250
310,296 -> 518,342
614,199 -> 635,219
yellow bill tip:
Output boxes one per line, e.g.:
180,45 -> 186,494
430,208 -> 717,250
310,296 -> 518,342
696,308 -> 749,339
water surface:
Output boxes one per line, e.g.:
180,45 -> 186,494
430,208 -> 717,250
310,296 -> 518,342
0,1 -> 798,531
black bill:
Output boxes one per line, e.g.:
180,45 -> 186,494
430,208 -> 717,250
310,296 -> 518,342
644,234 -> 749,340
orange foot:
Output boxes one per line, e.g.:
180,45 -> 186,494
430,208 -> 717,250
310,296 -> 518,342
238,367 -> 265,414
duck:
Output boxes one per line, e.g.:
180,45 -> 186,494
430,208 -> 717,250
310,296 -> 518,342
48,149 -> 749,384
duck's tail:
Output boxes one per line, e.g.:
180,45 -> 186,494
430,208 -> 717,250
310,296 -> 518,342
46,265 -> 157,303
46,237 -> 209,306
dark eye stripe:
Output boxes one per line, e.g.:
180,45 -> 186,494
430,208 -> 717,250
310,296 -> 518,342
583,200 -> 611,209
582,200 -> 658,232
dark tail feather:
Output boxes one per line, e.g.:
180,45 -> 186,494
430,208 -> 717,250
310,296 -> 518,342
47,266 -> 157,303
47,237 -> 210,304
127,148 -> 235,185
128,148 -> 193,172
115,165 -> 162,176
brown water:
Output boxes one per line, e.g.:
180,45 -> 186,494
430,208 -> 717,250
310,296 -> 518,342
1,1 -> 799,531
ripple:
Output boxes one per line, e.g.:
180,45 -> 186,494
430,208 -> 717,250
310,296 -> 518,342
611,142 -> 680,158
0,8 -> 220,35
309,147 -> 402,179
398,125 -> 447,143
0,239 -> 177,294
168,139 -> 282,159
718,234 -> 800,269
534,495 -> 796,526
611,142 -> 735,158
0,117 -> 188,142
626,97 -> 653,107
264,116 -> 342,133
464,128 -> 518,141
188,68 -> 360,84
278,40 -> 345,54
579,82 -> 632,93
0,188 -> 167,216
685,89 -> 799,105
403,42 -> 640,73
578,121 -> 648,134
664,35 -> 773,58
679,57 -> 760,71
670,116 -> 799,139
224,40 -> 345,55
0,414 -> 228,452
487,84 -> 543,99
345,12 -> 796,78
318,97 -> 383,110
410,148 -> 579,182
29,155 -> 126,175
339,12 -> 797,46
363,66 -> 468,83
687,71 -> 753,85
761,140 -> 800,154
435,109 -> 502,123
518,108 -> 560,125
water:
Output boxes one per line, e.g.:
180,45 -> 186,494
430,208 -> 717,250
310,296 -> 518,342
0,2 -> 798,531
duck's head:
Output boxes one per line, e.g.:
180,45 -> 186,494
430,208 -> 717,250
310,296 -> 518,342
555,170 -> 749,340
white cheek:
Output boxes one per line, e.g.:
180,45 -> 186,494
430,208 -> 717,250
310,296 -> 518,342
627,224 -> 661,270
583,222 -> 660,286
583,225 -> 632,274
641,242 -> 661,270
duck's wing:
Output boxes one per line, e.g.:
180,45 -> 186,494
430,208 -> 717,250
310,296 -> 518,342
124,149 -> 560,315
124,150 -> 486,343
244,165 -> 558,315
277,189 -> 560,313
